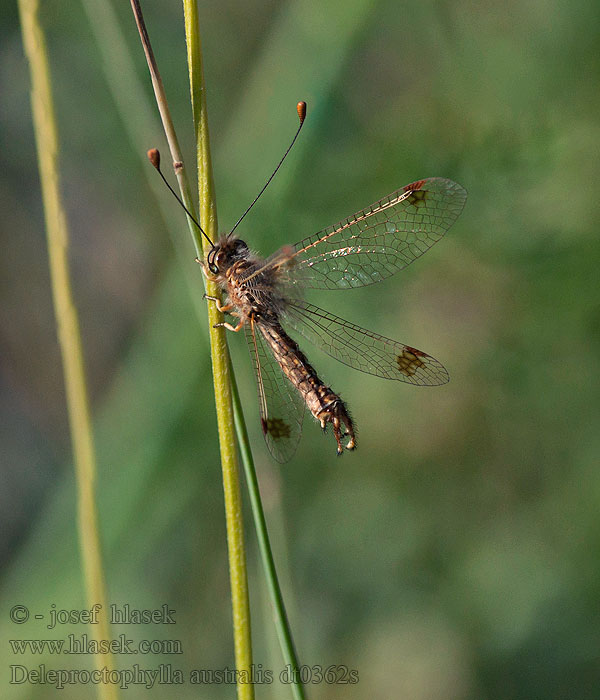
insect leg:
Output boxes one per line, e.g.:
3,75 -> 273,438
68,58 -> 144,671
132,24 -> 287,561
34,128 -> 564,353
214,318 -> 246,332
196,257 -> 218,282
203,294 -> 234,313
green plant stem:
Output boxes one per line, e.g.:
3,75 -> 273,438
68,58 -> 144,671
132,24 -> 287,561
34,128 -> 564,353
129,0 -> 202,256
182,5 -> 254,697
230,371 -> 307,700
130,3 -> 307,696
129,2 -> 253,697
183,5 -> 306,696
17,2 -> 117,699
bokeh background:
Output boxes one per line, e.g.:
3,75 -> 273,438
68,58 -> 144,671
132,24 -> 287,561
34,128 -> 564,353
2,0 -> 600,698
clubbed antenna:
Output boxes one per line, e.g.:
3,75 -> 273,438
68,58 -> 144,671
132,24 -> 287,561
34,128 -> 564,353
229,101 -> 307,236
147,148 -> 214,247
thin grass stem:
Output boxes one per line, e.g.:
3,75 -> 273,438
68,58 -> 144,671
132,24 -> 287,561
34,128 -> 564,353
230,370 -> 307,700
181,5 -> 255,696
129,0 -> 203,257
129,2 -> 254,697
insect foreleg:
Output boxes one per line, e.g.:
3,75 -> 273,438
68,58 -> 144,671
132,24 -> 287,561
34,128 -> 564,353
204,294 -> 234,314
204,293 -> 246,330
195,257 -> 218,282
214,318 -> 246,332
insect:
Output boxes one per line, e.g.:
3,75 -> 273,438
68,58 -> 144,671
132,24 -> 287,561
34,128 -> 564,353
149,103 -> 466,462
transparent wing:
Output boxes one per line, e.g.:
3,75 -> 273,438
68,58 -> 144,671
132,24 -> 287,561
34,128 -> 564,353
287,178 -> 466,290
283,300 -> 449,386
245,318 -> 305,463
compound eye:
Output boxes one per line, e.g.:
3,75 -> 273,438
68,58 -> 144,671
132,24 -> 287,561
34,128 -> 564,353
207,247 -> 219,274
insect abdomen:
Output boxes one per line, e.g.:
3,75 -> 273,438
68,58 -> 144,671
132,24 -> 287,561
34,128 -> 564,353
258,321 -> 356,454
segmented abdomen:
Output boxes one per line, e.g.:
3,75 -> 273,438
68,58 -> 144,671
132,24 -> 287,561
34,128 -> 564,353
257,322 -> 334,416
257,320 -> 356,453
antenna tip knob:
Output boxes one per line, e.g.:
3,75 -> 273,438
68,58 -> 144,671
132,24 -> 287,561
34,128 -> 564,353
147,148 -> 160,169
297,101 -> 307,123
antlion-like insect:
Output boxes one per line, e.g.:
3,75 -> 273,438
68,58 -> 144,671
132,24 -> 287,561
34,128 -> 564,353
149,102 -> 466,462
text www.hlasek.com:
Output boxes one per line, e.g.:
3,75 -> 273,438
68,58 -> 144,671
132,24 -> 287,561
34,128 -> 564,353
9,634 -> 182,655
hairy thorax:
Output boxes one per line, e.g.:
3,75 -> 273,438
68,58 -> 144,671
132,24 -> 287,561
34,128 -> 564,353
221,258 -> 284,326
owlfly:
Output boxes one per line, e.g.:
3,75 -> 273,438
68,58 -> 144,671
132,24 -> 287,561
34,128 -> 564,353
149,102 -> 466,462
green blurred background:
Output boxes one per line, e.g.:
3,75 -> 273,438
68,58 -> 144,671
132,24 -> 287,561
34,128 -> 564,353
2,0 -> 600,698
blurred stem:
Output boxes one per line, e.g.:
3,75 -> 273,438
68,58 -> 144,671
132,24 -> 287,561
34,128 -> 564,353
17,2 -> 117,699
129,2 -> 253,697
230,370 -> 307,700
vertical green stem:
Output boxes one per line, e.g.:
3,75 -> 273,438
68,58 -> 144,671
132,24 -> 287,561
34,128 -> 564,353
130,4 -> 308,697
181,6 -> 254,697
129,2 -> 253,696
230,371 -> 307,700
17,2 -> 117,699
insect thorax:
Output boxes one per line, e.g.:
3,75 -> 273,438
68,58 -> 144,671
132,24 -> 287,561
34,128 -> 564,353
224,259 -> 285,323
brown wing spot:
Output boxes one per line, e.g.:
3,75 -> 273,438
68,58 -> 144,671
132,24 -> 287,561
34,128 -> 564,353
396,346 -> 427,377
403,180 -> 428,207
262,417 -> 292,440
404,179 -> 426,191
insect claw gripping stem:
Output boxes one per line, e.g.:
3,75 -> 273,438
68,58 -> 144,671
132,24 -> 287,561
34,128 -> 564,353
214,319 -> 245,333
196,257 -> 219,283
204,294 -> 234,314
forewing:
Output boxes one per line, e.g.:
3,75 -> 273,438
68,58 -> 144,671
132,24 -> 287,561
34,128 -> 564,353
284,300 -> 449,386
245,319 -> 304,463
289,178 -> 466,290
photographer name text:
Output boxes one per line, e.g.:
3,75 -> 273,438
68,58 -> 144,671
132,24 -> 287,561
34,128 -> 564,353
30,604 -> 176,629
